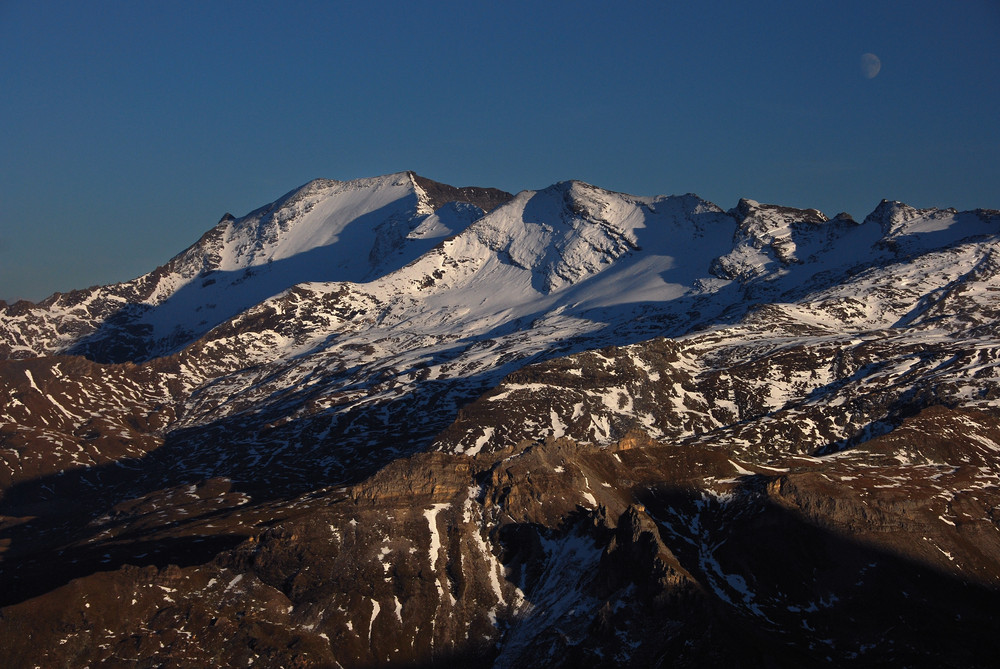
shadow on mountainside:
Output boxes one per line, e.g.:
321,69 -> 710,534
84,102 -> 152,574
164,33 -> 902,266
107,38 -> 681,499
491,482 -> 1000,667
0,291 -> 712,608
0,366 -> 556,605
9,197 -> 997,616
61,186 -> 744,365
0,282 -> 971,611
63,197 -> 466,364
4,452 -> 999,667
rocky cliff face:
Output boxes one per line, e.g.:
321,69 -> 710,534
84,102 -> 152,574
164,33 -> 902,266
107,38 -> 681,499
1,174 -> 999,667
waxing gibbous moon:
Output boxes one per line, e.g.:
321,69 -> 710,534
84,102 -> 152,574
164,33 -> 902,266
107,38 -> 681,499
861,53 -> 881,79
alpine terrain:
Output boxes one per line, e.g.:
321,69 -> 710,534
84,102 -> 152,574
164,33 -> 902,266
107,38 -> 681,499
2,171 -> 999,667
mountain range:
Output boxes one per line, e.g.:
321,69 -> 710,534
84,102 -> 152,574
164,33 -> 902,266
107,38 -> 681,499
1,171 -> 999,667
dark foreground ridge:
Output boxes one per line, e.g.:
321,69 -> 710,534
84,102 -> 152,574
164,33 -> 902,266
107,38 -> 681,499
2,433 -> 999,667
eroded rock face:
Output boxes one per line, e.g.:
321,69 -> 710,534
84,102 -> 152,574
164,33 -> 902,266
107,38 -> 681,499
4,419 -> 1000,667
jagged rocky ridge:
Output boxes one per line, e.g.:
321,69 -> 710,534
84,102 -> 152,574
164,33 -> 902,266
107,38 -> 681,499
1,173 -> 999,666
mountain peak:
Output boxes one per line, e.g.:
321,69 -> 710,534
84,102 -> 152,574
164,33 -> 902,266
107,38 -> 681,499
863,198 -> 924,234
408,171 -> 513,214
732,197 -> 828,225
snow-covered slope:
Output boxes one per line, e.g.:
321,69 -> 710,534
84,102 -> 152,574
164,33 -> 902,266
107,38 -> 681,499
2,177 -> 998,488
3,173 -> 998,477
0,172 -> 505,362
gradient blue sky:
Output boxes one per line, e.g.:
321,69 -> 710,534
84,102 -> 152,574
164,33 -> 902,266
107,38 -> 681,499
2,1 -> 998,302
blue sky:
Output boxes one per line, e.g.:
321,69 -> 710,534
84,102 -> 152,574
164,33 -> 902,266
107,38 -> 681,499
1,0 -> 998,301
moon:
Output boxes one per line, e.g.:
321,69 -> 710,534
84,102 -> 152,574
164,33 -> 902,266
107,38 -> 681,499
861,53 -> 881,79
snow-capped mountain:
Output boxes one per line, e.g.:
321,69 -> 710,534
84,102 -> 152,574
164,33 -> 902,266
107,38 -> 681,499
0,172 -> 509,363
1,173 -> 999,667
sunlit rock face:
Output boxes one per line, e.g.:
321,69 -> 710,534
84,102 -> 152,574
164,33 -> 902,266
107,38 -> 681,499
2,174 -> 1000,667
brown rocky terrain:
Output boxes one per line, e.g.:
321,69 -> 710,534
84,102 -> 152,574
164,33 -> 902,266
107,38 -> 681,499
3,417 -> 999,667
